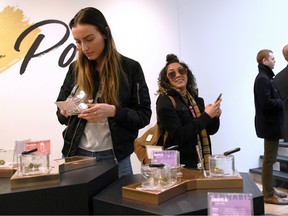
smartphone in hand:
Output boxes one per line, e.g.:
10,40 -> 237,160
215,93 -> 222,103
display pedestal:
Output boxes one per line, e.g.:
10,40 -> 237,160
0,161 -> 118,215
122,168 -> 243,205
93,171 -> 264,215
10,163 -> 60,189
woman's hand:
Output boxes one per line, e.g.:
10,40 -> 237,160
78,103 -> 116,122
60,109 -> 69,118
204,99 -> 222,118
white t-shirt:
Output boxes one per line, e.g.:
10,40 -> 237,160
78,118 -> 113,152
78,85 -> 113,152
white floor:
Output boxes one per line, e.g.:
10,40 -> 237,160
255,181 -> 288,216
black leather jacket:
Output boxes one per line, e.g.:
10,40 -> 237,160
56,55 -> 151,161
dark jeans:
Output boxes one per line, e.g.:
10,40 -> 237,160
76,148 -> 133,178
262,139 -> 279,197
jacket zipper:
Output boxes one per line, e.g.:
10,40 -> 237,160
137,82 -> 140,105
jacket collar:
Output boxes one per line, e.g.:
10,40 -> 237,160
258,63 -> 275,79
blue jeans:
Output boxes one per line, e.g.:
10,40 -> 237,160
76,148 -> 133,178
117,155 -> 133,178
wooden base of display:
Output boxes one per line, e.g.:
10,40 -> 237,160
0,168 -> 17,177
58,156 -> 96,173
122,181 -> 187,205
122,168 -> 243,205
9,157 -> 96,189
181,168 -> 243,190
10,162 -> 60,189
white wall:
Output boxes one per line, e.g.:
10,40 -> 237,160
0,0 -> 179,173
1,0 -> 288,174
178,0 -> 288,173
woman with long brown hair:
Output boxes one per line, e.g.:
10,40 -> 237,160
56,7 -> 151,178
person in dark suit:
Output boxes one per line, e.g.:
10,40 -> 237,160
274,44 -> 288,142
254,49 -> 288,205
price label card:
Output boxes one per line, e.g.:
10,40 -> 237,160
208,192 -> 253,216
145,145 -> 163,159
25,140 -> 51,154
152,150 -> 179,167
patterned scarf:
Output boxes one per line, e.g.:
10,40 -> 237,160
186,91 -> 211,170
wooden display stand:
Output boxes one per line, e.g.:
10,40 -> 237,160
0,168 -> 17,178
122,168 -> 243,205
10,162 -> 60,189
9,156 -> 96,189
58,156 -> 96,173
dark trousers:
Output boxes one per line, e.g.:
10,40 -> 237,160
284,107 -> 288,142
262,139 -> 279,197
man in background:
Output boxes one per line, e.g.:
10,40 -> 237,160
254,49 -> 288,205
274,44 -> 288,142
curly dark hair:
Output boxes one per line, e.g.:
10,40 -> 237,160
156,54 -> 198,97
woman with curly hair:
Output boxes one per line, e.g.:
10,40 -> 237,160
156,54 -> 221,169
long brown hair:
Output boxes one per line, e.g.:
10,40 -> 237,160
69,7 -> 122,105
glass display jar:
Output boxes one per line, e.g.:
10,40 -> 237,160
18,153 -> 50,176
209,154 -> 235,177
